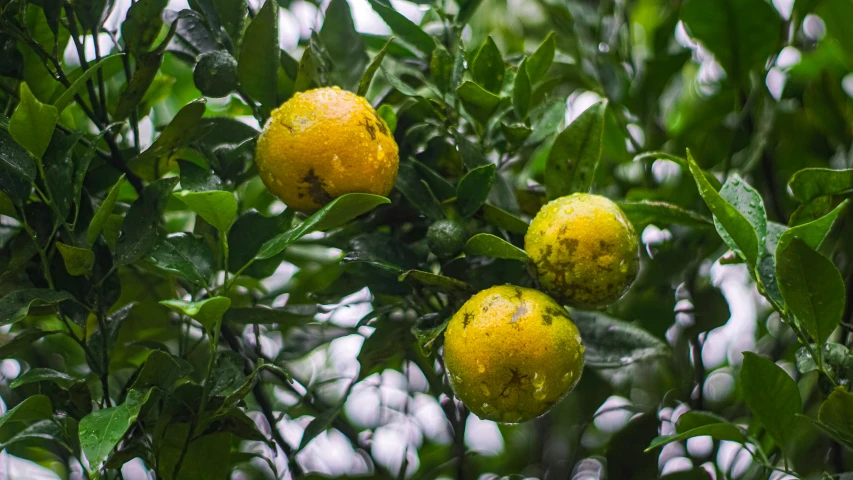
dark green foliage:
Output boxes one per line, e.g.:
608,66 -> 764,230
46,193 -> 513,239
1,0 -> 853,478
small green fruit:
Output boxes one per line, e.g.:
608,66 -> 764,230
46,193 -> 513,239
193,51 -> 239,98
427,219 -> 466,258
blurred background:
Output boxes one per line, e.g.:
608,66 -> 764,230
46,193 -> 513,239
3,0 -> 852,477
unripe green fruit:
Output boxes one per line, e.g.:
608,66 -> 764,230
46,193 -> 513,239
193,51 -> 238,98
427,219 -> 466,257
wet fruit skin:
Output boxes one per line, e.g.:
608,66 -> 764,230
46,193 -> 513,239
193,51 -> 238,98
255,87 -> 400,212
443,285 -> 585,423
427,219 -> 467,258
524,193 -> 640,308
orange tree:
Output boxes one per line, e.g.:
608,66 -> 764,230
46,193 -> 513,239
1,0 -> 853,478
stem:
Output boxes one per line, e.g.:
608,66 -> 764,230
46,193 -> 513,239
96,311 -> 113,407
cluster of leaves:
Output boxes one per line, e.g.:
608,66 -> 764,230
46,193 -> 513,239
2,0 -> 853,477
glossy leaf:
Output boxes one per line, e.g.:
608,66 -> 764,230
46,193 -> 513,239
482,204 -> 529,234
115,177 -> 179,267
686,151 -> 759,267
572,311 -> 670,368
0,395 -> 52,430
789,168 -> 853,203
54,55 -> 123,112
456,81 -> 501,124
367,0 -> 434,54
618,201 -> 713,229
776,238 -> 845,348
79,389 -> 152,469
255,194 -> 390,260
87,174 -> 125,246
147,233 -> 214,286
463,233 -> 530,262
716,174 -> 767,253
238,0 -> 279,114
160,296 -> 232,332
545,101 -> 607,199
777,199 -> 848,255
526,32 -> 555,83
818,387 -> 853,449
741,352 -> 802,453
396,162 -> 444,220
512,58 -> 531,120
358,37 -> 394,96
121,0 -> 168,55
11,368 -> 76,389
399,270 -> 471,292
457,164 -> 496,218
320,0 -> 368,91
471,37 -> 504,93
0,289 -> 73,326
174,190 -> 237,232
0,330 -> 61,359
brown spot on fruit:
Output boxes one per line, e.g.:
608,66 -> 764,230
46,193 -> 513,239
303,169 -> 334,205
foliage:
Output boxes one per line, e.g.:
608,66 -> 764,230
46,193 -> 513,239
0,0 -> 853,478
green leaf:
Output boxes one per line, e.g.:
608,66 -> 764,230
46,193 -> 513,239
10,83 -> 58,159
396,162 -> 444,220
56,242 -> 95,276
544,101 -> 607,199
129,99 -> 208,180
121,0 -> 168,56
0,330 -> 61,359
174,190 -> 237,232
320,0 -> 368,91
115,177 -> 179,267
43,131 -> 78,219
686,150 -> 759,267
377,104 -> 397,134
572,311 -> 670,368
0,289 -> 73,326
114,51 -> 163,120
526,32 -> 556,83
482,204 -> 529,234
741,352 -> 802,453
178,160 -> 222,192
501,122 -> 532,145
456,81 -> 501,124
471,37 -> 504,93
789,168 -> 853,203
411,313 -> 450,356
512,58 -> 531,120
130,350 -> 192,391
73,130 -> 112,211
646,417 -> 745,452
293,32 -> 335,93
776,238 -> 845,348
367,0 -> 435,54
463,233 -> 531,262
11,368 -> 76,389
777,199 -> 848,255
79,389 -> 152,469
87,174 -> 125,246
147,233 -> 214,286
228,210 -> 294,277
0,395 -> 52,430
255,194 -> 390,260
716,174 -> 767,253
160,296 -> 232,332
399,270 -> 471,292
430,41 -> 454,93
618,201 -> 713,229
680,0 -> 782,84
0,128 -> 36,183
54,55 -> 123,112
380,65 -> 420,97
818,387 -> 853,449
817,0 -> 853,62
238,0 -> 279,115
457,164 -> 496,218
357,320 -> 408,380
358,37 -> 394,97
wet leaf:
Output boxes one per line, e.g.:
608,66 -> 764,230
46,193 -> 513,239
463,233 -> 530,262
545,101 -> 606,199
741,352 -> 802,454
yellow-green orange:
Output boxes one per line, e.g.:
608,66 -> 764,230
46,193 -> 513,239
524,193 -> 639,307
255,87 -> 399,212
443,285 -> 584,423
